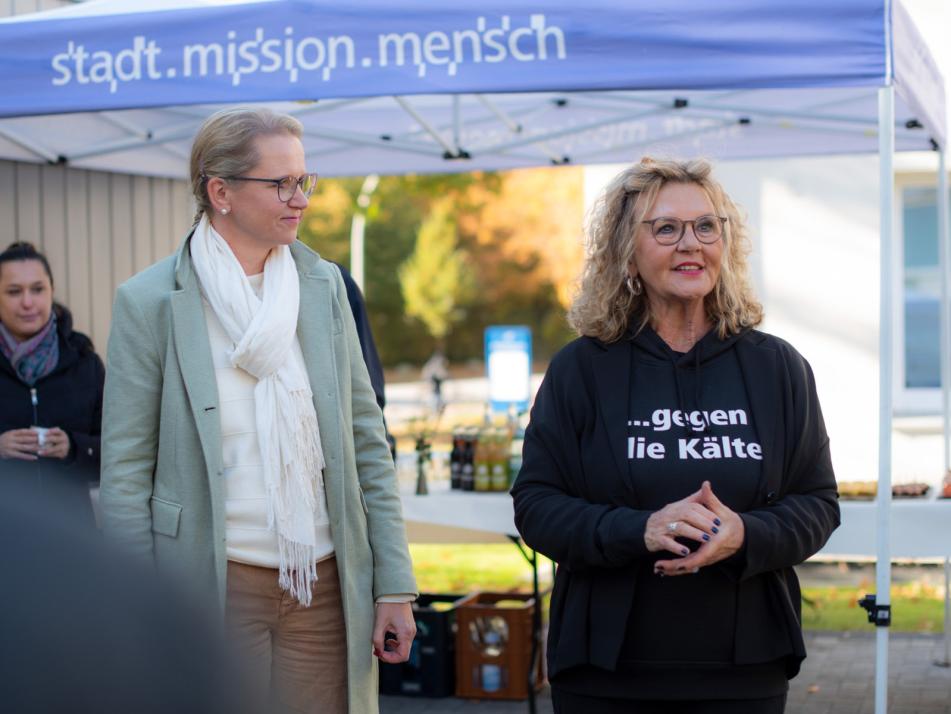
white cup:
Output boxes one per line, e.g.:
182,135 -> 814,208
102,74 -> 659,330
31,426 -> 49,447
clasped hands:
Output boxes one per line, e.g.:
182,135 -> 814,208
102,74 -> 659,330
0,427 -> 71,461
644,480 -> 744,577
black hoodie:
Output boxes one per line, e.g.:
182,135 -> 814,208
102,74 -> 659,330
512,326 -> 839,701
0,305 -> 104,521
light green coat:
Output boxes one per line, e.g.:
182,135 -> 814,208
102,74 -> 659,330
100,236 -> 417,714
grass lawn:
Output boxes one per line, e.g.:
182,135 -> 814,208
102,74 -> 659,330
801,583 -> 945,633
409,544 -> 946,634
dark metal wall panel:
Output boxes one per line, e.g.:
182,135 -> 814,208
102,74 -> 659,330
40,164 -> 68,298
64,168 -> 91,337
0,159 -> 193,349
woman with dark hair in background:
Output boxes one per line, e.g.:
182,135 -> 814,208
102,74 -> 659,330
0,241 -> 104,522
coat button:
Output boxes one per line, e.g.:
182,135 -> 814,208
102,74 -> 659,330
87,448 -> 94,456
766,491 -> 777,503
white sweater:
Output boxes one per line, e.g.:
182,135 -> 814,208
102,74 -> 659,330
203,273 -> 334,568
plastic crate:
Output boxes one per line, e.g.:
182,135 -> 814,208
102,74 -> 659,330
454,592 -> 543,700
379,593 -> 474,697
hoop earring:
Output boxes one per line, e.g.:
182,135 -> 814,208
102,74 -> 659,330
626,275 -> 643,296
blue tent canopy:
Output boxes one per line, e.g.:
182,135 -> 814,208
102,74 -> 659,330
0,0 -> 945,177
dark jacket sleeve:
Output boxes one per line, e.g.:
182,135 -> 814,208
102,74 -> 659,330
738,343 -> 840,579
511,344 -> 652,571
335,263 -> 386,412
66,351 -> 104,481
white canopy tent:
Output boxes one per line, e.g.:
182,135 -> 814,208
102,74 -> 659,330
1,1 -> 948,711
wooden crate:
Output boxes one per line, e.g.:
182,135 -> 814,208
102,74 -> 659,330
454,592 -> 543,700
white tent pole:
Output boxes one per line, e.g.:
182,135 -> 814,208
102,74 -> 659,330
349,173 -> 379,293
939,148 -> 950,475
935,143 -> 950,672
875,84 -> 895,714
942,557 -> 950,667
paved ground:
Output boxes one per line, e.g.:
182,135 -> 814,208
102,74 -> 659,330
381,631 -> 951,713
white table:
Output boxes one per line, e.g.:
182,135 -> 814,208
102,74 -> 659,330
402,485 -> 951,558
820,500 -> 951,559
400,485 -> 517,543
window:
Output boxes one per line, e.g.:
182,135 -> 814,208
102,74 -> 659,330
896,181 -> 951,413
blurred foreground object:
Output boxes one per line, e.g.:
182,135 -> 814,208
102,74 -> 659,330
0,478 -> 251,714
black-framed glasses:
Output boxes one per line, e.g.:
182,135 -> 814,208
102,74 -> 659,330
640,215 -> 727,245
224,173 -> 319,203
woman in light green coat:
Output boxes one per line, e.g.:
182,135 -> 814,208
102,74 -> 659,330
100,108 -> 417,714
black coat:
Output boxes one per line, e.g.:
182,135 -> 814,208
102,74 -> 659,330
511,329 -> 840,683
0,306 -> 104,514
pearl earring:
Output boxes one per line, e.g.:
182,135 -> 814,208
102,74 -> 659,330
220,208 -> 229,215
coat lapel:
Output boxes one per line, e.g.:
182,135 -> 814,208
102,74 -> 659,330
736,336 -> 782,498
170,239 -> 224,491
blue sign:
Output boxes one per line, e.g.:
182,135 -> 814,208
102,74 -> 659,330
485,325 -> 531,413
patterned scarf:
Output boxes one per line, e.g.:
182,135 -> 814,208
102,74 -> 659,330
0,313 -> 59,386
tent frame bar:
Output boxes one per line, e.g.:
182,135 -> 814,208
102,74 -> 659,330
0,125 -> 58,162
393,96 -> 460,156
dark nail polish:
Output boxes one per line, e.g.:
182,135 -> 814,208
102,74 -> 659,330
702,534 -> 710,541
681,548 -> 689,555
714,518 -> 721,526
712,526 -> 719,534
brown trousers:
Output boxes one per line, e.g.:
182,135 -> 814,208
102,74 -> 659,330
226,557 -> 348,714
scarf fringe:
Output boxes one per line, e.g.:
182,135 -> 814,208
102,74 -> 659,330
278,539 -> 320,607
265,386 -> 327,605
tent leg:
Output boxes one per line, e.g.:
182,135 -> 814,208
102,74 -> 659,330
938,557 -> 951,668
875,85 -> 895,714
939,148 -> 951,475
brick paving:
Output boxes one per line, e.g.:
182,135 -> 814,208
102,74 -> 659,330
381,631 -> 951,713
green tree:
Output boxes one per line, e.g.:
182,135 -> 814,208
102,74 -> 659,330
399,202 -> 474,347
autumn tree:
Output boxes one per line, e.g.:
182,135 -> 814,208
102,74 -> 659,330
298,168 -> 582,366
398,201 -> 474,349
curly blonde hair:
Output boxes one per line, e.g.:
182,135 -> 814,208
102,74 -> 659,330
568,157 -> 763,343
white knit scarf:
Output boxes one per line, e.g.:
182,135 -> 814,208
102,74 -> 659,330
191,214 -> 327,606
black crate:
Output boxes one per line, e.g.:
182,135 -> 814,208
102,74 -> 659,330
379,593 -> 474,698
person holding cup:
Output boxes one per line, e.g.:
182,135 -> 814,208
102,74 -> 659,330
0,241 -> 104,521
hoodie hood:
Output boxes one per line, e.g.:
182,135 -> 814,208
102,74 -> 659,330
628,321 -> 747,366
627,322 -> 750,436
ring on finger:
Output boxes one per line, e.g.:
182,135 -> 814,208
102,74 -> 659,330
667,521 -> 681,533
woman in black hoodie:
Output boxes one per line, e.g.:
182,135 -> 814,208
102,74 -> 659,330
0,242 -> 104,522
512,158 -> 839,713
